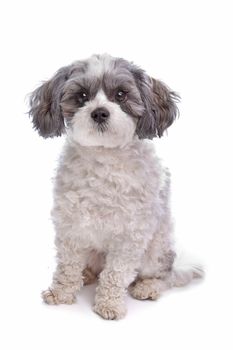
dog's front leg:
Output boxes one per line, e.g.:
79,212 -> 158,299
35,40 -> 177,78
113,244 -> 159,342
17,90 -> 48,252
42,249 -> 88,305
93,249 -> 141,320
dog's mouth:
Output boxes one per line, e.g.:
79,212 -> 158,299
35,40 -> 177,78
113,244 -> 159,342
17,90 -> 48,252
89,121 -> 109,137
96,121 -> 108,133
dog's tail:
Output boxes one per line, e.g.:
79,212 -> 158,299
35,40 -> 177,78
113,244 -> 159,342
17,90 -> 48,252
168,252 -> 204,288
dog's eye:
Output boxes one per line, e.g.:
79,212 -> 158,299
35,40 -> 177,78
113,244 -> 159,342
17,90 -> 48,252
77,91 -> 89,105
115,90 -> 127,102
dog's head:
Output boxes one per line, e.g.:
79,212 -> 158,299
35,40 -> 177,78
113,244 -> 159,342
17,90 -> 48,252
29,54 -> 179,148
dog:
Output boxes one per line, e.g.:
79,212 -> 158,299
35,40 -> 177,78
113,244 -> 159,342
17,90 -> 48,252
29,54 -> 203,320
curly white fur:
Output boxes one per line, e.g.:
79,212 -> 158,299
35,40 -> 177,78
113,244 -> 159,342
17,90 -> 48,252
41,136 -> 202,319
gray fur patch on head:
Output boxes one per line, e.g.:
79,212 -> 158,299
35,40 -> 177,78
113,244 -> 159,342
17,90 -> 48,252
102,58 -> 145,118
60,76 -> 101,119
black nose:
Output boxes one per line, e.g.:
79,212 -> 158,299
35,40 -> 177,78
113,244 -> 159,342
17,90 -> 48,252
91,107 -> 109,123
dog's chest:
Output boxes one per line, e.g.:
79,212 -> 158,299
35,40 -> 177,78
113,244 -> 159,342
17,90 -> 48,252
53,141 -> 165,247
58,144 -> 160,203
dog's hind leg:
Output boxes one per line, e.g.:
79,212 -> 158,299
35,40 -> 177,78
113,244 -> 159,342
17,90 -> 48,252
129,174 -> 203,301
129,256 -> 204,301
129,228 -> 203,300
128,276 -> 170,300
129,208 -> 176,296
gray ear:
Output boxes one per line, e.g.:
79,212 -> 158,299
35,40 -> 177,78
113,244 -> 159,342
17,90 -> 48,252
150,78 -> 180,137
134,70 -> 180,139
29,66 -> 71,138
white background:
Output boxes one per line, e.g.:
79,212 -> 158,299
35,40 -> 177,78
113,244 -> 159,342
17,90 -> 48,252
0,0 -> 232,349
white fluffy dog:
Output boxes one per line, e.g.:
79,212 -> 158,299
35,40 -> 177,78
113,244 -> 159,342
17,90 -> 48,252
29,54 -> 203,320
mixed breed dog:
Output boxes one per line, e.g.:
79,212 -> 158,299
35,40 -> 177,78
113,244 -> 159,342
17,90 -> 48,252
29,54 -> 203,320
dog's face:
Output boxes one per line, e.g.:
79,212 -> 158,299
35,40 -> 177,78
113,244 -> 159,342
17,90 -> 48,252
29,54 -> 179,148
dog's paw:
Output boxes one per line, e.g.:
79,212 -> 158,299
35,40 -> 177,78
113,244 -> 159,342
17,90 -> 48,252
41,288 -> 76,305
93,302 -> 126,320
129,280 -> 160,300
